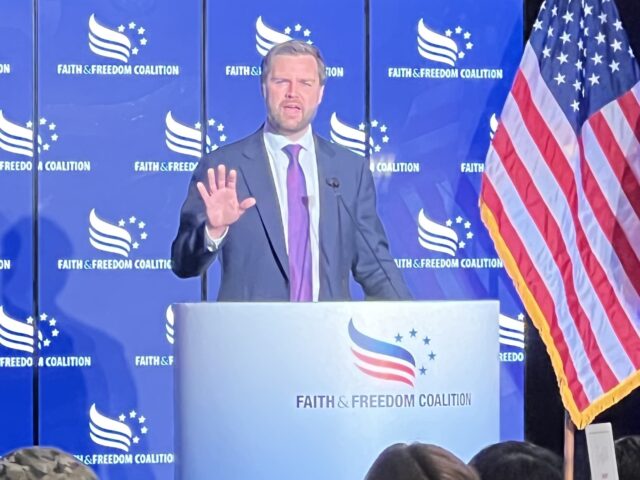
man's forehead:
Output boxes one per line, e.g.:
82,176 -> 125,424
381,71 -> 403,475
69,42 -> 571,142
269,54 -> 319,73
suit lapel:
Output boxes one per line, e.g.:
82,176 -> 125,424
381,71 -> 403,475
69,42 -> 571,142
315,135 -> 340,299
238,129 -> 289,279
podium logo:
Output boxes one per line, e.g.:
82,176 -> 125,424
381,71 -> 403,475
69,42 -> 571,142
348,319 -> 438,387
89,404 -> 149,452
418,209 -> 473,256
417,19 -> 474,67
255,16 -> 313,56
89,209 -> 147,258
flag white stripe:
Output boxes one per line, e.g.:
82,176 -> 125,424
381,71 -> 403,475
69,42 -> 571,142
485,147 -> 603,401
600,88 -> 640,185
503,91 -> 636,380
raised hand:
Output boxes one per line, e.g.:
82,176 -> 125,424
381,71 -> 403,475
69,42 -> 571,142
196,165 -> 256,238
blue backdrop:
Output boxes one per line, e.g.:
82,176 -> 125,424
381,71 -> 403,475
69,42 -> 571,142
0,1 -> 523,478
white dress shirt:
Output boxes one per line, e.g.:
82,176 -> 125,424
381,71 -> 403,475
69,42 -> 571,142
206,124 -> 321,301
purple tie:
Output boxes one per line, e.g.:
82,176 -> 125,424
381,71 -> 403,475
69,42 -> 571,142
283,144 -> 312,301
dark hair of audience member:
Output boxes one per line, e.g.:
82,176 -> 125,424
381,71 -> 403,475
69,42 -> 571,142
365,442 -> 480,480
468,441 -> 562,480
0,446 -> 98,479
614,435 -> 640,480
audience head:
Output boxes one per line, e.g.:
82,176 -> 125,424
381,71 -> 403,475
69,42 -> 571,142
468,441 -> 562,480
365,442 -> 480,480
614,435 -> 640,480
0,447 -> 98,479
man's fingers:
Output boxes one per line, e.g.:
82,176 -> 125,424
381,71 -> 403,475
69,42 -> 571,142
239,197 -> 257,213
216,164 -> 226,190
207,168 -> 217,193
196,182 -> 209,201
227,169 -> 237,190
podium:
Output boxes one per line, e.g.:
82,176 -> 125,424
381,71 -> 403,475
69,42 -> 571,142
174,301 -> 499,479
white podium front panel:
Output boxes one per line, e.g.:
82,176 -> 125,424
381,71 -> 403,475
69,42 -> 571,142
174,301 -> 499,479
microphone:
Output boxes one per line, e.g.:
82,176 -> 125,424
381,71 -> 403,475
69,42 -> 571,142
325,177 -> 405,300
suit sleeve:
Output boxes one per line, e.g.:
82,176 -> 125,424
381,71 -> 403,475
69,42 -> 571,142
351,158 -> 413,300
171,158 -> 220,278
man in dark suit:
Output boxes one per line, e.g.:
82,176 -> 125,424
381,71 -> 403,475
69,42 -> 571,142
171,40 -> 410,301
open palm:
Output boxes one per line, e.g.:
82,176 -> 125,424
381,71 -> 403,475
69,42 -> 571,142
197,165 -> 256,237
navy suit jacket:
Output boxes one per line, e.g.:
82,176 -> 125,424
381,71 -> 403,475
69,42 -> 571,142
171,128 -> 411,301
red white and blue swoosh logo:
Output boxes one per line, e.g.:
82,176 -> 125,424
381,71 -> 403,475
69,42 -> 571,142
348,319 -> 418,387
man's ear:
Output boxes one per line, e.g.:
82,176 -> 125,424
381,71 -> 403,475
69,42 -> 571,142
318,85 -> 325,103
261,82 -> 266,98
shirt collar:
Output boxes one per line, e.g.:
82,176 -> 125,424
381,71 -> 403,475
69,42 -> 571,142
263,123 -> 315,156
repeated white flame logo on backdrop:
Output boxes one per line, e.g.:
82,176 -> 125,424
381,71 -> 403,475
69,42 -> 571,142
89,403 -> 149,452
165,306 -> 174,345
88,209 -> 148,258
255,16 -> 313,56
164,112 -> 228,158
0,111 -> 59,157
417,18 -> 474,66
417,209 -> 474,256
0,307 -> 60,353
329,113 -> 390,157
499,313 -> 525,350
88,14 -> 148,63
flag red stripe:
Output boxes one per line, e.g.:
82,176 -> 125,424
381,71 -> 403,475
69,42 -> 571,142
577,131 -> 640,298
492,114 -> 618,391
481,176 -> 590,410
588,112 -> 640,220
512,71 -> 640,373
355,365 -> 414,387
618,90 -> 640,145
351,348 -> 415,377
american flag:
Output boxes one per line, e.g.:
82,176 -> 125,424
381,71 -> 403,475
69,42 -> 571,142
480,0 -> 640,429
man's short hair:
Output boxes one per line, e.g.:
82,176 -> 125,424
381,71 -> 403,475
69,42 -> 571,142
469,441 -> 562,480
365,442 -> 480,480
614,435 -> 640,480
260,40 -> 327,86
0,447 -> 98,479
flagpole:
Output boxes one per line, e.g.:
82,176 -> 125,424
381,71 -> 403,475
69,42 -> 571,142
563,411 -> 575,480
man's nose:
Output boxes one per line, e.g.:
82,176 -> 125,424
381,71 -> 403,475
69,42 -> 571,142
285,83 -> 299,97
